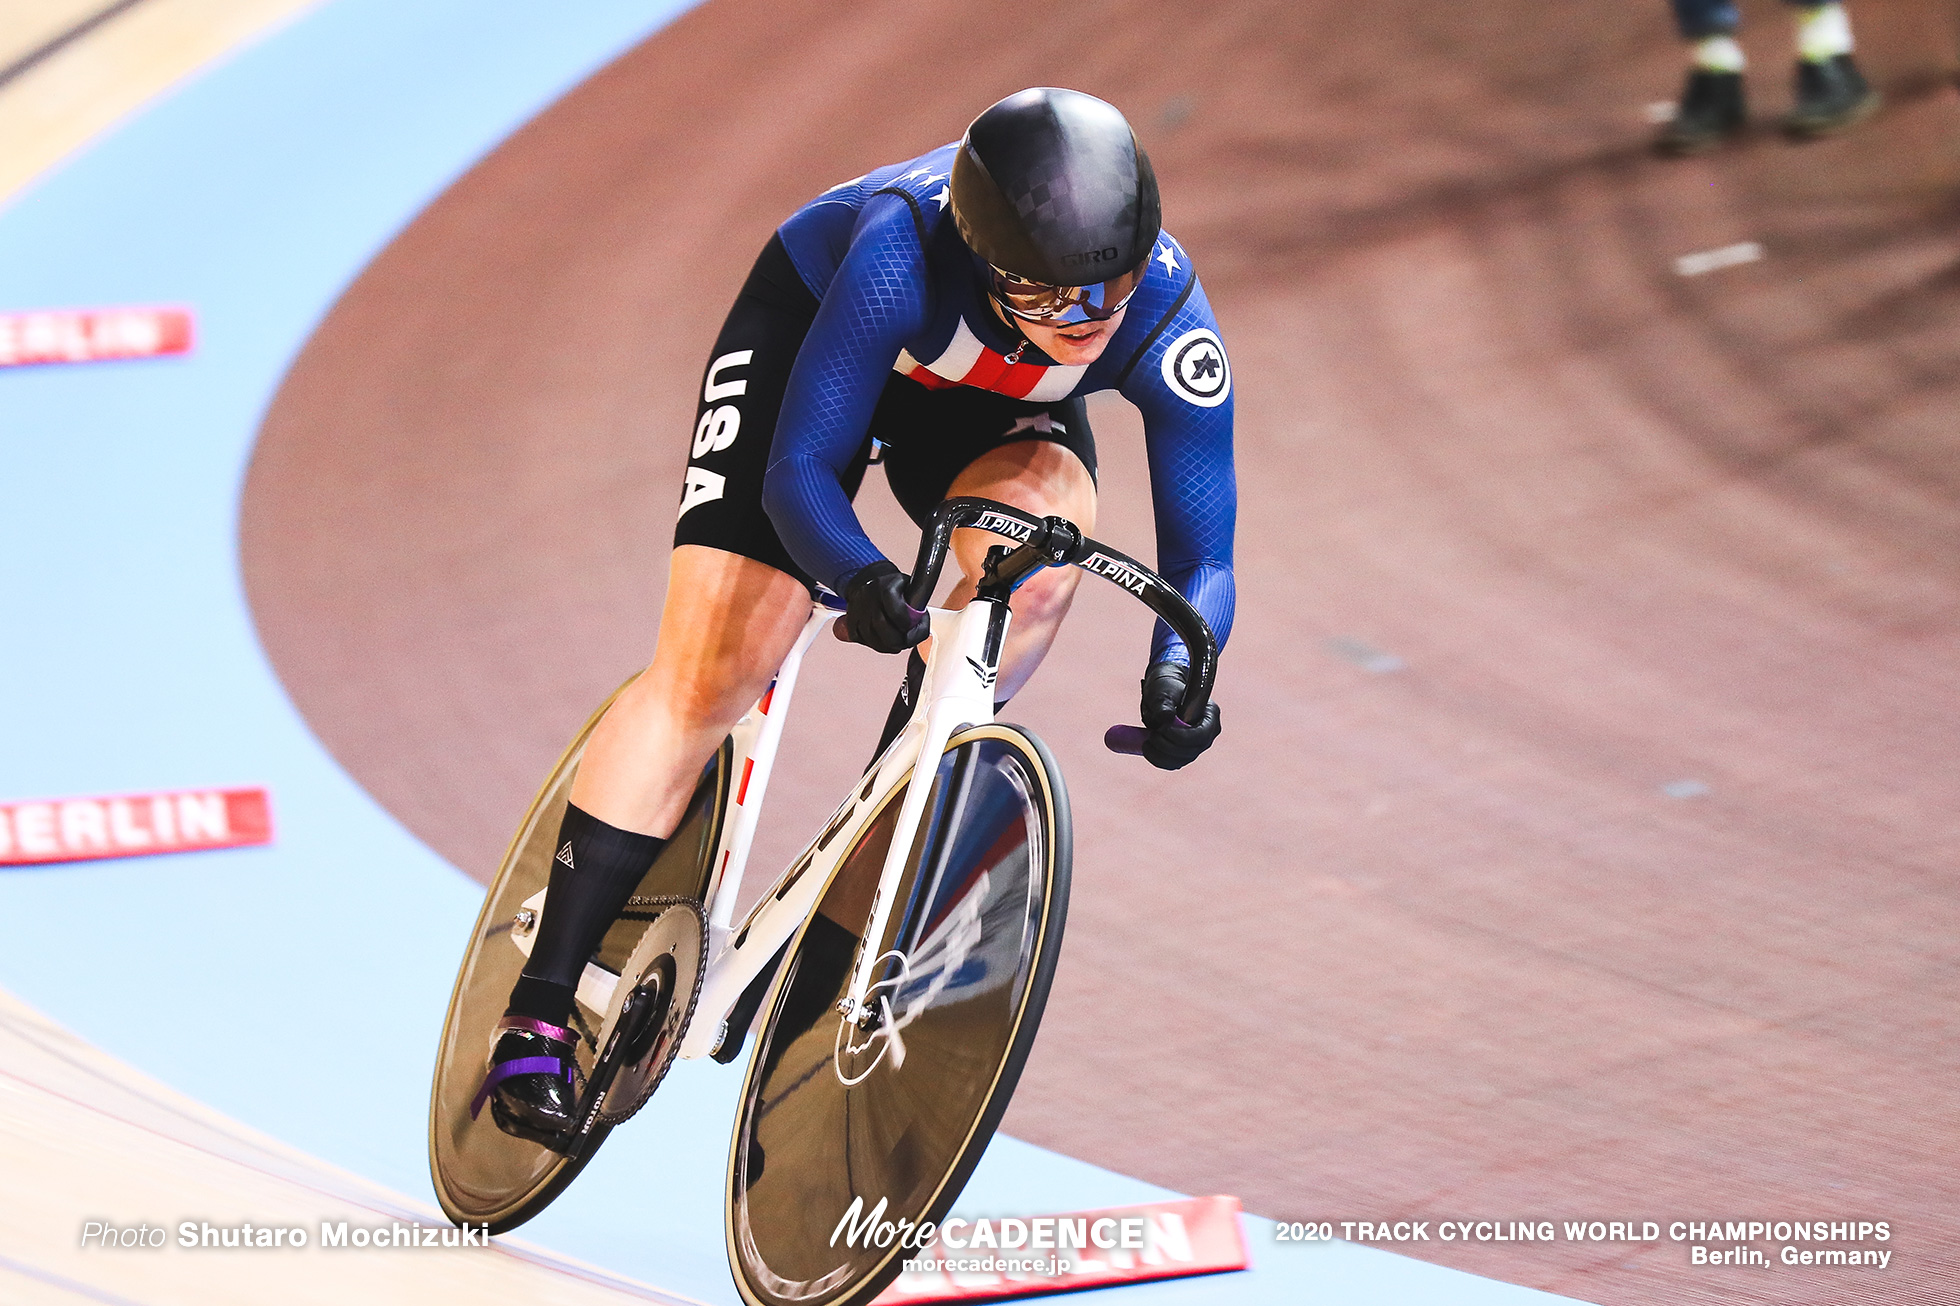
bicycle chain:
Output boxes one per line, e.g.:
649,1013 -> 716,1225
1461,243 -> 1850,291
567,1004 -> 599,1054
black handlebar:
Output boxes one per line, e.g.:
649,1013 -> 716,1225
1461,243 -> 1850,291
904,497 -> 1218,732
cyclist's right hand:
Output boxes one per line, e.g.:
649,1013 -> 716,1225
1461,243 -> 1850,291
842,560 -> 929,653
1138,661 -> 1222,770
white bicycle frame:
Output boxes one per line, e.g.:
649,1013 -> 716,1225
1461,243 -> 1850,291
505,502 -> 1213,1071
665,593 -> 1009,1061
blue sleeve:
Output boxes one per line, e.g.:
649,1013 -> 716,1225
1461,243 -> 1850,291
1117,274 -> 1237,669
761,197 -> 932,593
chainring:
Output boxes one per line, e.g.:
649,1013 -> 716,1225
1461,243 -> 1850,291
592,896 -> 706,1126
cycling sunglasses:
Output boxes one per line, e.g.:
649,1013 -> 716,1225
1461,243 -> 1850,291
989,261 -> 1148,326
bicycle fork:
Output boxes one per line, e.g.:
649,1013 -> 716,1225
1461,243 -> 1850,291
837,587 -> 1016,1029
670,597 -> 1003,1060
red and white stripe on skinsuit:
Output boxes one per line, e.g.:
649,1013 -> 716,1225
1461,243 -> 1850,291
894,317 -> 1087,403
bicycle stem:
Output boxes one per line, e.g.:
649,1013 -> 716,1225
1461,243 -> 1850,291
910,496 -> 1218,724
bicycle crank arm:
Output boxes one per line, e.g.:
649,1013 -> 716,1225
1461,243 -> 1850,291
556,1007 -> 638,1158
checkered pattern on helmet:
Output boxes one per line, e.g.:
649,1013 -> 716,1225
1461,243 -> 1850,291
1006,136 -> 1142,258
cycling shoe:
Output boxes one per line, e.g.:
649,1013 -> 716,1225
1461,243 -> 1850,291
471,1015 -> 578,1145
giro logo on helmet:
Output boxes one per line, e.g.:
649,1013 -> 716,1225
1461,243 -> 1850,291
1161,327 -> 1231,408
950,88 -> 1161,290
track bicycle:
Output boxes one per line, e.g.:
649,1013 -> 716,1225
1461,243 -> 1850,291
428,496 -> 1217,1306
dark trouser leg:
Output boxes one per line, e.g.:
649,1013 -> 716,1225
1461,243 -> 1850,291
1671,0 -> 1741,39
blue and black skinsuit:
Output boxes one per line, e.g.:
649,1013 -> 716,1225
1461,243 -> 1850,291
673,142 -> 1236,669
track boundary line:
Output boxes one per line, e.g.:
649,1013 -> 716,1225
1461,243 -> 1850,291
0,0 -> 151,90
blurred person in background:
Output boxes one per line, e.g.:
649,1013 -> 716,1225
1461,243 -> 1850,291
1656,0 -> 1880,154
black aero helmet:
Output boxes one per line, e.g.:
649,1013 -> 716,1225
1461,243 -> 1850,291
951,88 -> 1161,288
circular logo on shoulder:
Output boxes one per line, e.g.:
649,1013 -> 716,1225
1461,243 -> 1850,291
1160,328 -> 1231,408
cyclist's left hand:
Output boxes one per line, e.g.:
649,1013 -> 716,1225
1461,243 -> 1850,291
1138,661 -> 1221,771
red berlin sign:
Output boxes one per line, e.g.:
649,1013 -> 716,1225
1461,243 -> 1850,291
0,788 -> 272,867
0,306 -> 194,367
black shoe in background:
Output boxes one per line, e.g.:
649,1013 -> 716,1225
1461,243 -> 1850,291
1655,69 -> 1747,156
1785,53 -> 1880,139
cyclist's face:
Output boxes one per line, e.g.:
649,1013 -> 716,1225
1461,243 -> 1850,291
998,303 -> 1128,366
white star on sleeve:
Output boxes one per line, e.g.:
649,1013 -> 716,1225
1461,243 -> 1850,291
901,167 -> 930,182
933,185 -> 952,211
1155,243 -> 1179,275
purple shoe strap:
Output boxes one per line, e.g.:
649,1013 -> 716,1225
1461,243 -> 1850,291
469,1056 -> 571,1120
496,1014 -> 574,1044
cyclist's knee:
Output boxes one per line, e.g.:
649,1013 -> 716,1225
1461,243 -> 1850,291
1007,563 -> 1079,630
947,444 -> 1096,528
641,548 -> 809,728
651,654 -> 771,729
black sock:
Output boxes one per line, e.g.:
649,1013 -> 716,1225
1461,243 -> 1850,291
868,649 -> 928,767
505,975 -> 575,1032
505,802 -> 666,1028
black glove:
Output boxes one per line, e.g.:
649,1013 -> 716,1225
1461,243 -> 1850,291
843,560 -> 929,654
1139,661 -> 1221,771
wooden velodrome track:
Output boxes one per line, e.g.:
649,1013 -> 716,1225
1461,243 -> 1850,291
242,2 -> 1960,1303
0,0 -> 323,203
0,992 -> 684,1305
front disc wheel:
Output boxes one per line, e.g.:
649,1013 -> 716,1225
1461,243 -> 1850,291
725,723 -> 1072,1306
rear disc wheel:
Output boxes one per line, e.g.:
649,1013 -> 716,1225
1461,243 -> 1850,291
428,678 -> 732,1232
